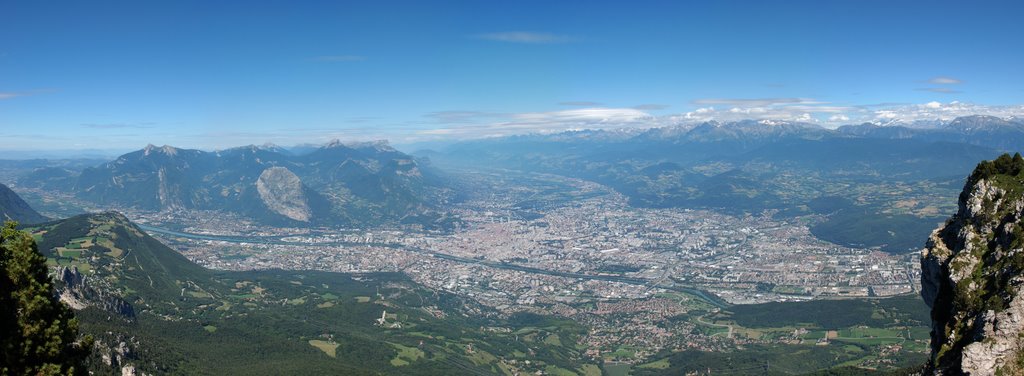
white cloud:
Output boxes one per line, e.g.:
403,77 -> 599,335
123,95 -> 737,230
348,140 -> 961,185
474,32 -> 575,44
417,107 -> 653,139
671,98 -> 858,126
874,110 -> 898,120
666,99 -> 1024,129
865,101 -> 1024,124
929,76 -> 963,85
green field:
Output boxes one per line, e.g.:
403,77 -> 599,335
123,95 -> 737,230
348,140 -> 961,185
309,340 -> 339,358
634,295 -> 931,375
388,342 -> 424,366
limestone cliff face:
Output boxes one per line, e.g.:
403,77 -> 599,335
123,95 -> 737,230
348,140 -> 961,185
55,265 -> 135,318
255,167 -> 311,222
921,153 -> 1024,375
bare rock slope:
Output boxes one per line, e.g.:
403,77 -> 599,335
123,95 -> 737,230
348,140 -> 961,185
255,167 -> 310,222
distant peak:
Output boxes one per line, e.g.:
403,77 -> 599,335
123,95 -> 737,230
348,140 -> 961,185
143,144 -> 179,156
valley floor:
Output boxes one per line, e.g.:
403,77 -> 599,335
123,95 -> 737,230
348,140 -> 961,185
54,170 -> 925,370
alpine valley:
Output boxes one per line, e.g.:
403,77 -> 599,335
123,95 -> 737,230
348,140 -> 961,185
7,115 -> 1024,374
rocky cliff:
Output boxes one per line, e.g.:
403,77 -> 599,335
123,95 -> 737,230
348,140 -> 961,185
55,265 -> 135,318
922,153 -> 1024,375
255,167 -> 311,222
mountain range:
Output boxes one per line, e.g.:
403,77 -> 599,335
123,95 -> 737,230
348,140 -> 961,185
427,115 -> 1024,253
8,114 -> 1024,250
24,141 -> 455,228
5,157 -> 935,375
838,115 -> 1024,152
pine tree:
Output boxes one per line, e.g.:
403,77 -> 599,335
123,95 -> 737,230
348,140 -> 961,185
1,221 -> 90,375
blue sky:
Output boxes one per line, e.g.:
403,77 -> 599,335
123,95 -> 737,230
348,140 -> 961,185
2,0 -> 1023,151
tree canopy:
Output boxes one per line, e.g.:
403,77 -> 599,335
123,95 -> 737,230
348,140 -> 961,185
1,221 -> 90,375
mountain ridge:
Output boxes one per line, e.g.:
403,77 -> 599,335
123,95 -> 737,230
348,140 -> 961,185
30,211 -> 590,375
67,141 -> 451,228
0,183 -> 48,224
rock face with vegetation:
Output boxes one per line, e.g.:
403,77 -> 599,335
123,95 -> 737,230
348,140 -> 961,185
922,153 -> 1024,375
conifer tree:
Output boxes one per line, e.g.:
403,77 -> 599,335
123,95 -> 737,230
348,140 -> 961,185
1,221 -> 90,375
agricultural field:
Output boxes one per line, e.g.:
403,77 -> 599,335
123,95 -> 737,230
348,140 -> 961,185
634,295 -> 930,374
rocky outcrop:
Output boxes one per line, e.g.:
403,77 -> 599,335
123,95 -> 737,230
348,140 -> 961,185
92,335 -> 148,376
921,153 -> 1024,375
255,167 -> 311,222
55,265 -> 135,318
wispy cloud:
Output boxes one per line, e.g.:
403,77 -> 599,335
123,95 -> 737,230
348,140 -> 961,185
426,111 -> 507,124
915,76 -> 964,93
420,108 -> 653,138
929,76 -> 963,85
916,87 -> 962,94
344,116 -> 380,124
677,97 -> 862,126
312,55 -> 366,62
691,98 -> 818,107
474,32 -> 574,44
678,97 -> 854,124
559,101 -> 603,106
632,104 -> 669,110
869,102 -> 1024,124
0,89 -> 53,100
676,100 -> 1024,129
81,122 -> 156,129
